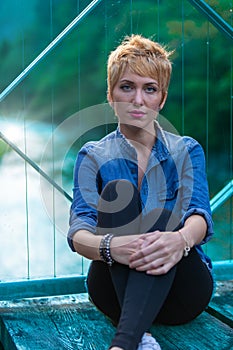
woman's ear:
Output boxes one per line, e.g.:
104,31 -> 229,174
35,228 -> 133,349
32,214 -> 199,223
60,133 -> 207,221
107,92 -> 114,109
107,92 -> 113,103
159,92 -> 168,111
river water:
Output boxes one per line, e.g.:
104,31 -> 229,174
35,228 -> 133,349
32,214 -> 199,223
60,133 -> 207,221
0,105 -> 118,281
0,118 -> 89,281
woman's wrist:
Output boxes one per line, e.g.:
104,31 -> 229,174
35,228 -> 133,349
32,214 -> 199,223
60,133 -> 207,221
109,234 -> 140,266
178,229 -> 191,257
99,234 -> 115,266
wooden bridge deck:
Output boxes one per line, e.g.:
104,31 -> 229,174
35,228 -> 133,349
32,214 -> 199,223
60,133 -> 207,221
0,280 -> 232,350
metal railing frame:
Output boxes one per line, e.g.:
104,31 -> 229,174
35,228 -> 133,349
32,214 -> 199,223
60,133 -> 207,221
210,180 -> 233,213
0,0 -> 103,103
188,0 -> 233,41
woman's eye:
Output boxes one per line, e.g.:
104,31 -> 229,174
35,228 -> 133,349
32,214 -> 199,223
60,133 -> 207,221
120,84 -> 132,91
145,86 -> 157,93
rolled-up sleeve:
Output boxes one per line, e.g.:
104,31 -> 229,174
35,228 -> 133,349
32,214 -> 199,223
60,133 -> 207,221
181,138 -> 214,244
67,144 -> 99,251
182,207 -> 213,244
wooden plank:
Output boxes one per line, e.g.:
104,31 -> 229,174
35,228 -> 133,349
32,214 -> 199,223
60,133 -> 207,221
0,317 -> 17,350
0,294 -> 114,350
213,261 -> 233,281
152,312 -> 233,349
0,294 -> 232,350
152,279 -> 233,349
0,276 -> 86,301
0,260 -> 232,300
208,280 -> 233,328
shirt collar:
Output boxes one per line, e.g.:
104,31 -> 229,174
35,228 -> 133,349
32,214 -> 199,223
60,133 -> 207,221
116,121 -> 170,163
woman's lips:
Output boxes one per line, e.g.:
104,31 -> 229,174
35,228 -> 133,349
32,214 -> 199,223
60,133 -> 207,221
128,110 -> 146,118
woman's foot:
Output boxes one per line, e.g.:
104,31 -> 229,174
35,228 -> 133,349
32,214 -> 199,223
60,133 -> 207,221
137,333 -> 161,350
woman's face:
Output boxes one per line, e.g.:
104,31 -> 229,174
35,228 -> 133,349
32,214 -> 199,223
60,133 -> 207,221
108,67 -> 167,131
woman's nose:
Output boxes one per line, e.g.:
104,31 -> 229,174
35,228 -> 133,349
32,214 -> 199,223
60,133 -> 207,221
133,89 -> 144,106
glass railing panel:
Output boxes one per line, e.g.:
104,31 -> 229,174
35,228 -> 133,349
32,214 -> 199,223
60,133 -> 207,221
204,197 -> 233,261
0,0 -> 232,281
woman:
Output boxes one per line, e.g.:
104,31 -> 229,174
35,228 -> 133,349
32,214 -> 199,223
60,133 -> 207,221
68,35 -> 214,350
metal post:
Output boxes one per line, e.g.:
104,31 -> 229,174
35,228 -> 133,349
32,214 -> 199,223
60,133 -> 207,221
0,0 -> 103,103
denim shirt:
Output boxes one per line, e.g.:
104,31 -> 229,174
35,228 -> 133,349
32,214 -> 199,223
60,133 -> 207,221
68,123 -> 213,271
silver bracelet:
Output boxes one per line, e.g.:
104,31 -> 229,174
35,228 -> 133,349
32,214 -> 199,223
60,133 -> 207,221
99,234 -> 115,266
178,230 -> 191,257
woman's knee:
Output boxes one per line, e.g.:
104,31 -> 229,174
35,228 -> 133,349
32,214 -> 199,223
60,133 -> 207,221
155,249 -> 214,325
97,180 -> 142,235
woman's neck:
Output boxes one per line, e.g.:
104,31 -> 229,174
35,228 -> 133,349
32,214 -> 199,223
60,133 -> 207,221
119,123 -> 156,151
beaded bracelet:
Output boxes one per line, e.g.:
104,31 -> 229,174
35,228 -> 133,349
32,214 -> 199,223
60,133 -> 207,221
99,233 -> 115,266
178,230 -> 191,257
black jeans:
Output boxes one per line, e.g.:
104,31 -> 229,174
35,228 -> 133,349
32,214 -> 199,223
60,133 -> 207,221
86,180 -> 214,350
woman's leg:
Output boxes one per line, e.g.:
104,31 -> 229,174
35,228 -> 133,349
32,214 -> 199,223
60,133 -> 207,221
87,260 -> 121,326
109,264 -> 176,350
87,180 -> 142,326
87,180 -> 213,350
88,180 -> 177,349
155,247 -> 214,325
108,249 -> 213,349
87,252 -> 213,349
95,179 -> 142,309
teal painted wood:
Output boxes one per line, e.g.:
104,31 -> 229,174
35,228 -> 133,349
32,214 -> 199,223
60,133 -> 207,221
208,281 -> 233,328
0,319 -> 17,350
151,313 -> 233,349
0,294 -> 115,350
0,294 -> 232,350
0,261 -> 232,301
0,276 -> 86,301
212,261 -> 233,281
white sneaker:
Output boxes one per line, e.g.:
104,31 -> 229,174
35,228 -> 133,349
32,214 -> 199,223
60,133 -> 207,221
137,333 -> 162,350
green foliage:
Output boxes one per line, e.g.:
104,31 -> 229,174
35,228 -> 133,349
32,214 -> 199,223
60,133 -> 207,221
0,0 -> 232,191
0,139 -> 10,159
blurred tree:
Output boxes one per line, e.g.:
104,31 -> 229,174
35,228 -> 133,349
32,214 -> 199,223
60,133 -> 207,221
0,0 -> 231,160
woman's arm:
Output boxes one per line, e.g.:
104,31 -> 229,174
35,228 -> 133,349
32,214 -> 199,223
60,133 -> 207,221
178,214 -> 207,247
72,229 -> 141,265
68,144 -> 101,252
180,138 -> 213,244
73,213 -> 206,270
72,230 -> 103,260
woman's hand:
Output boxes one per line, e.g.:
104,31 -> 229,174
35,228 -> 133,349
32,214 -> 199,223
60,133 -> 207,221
129,230 -> 184,275
110,234 -> 141,266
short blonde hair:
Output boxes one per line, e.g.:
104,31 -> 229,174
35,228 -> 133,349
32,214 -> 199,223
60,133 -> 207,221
107,34 -> 173,99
